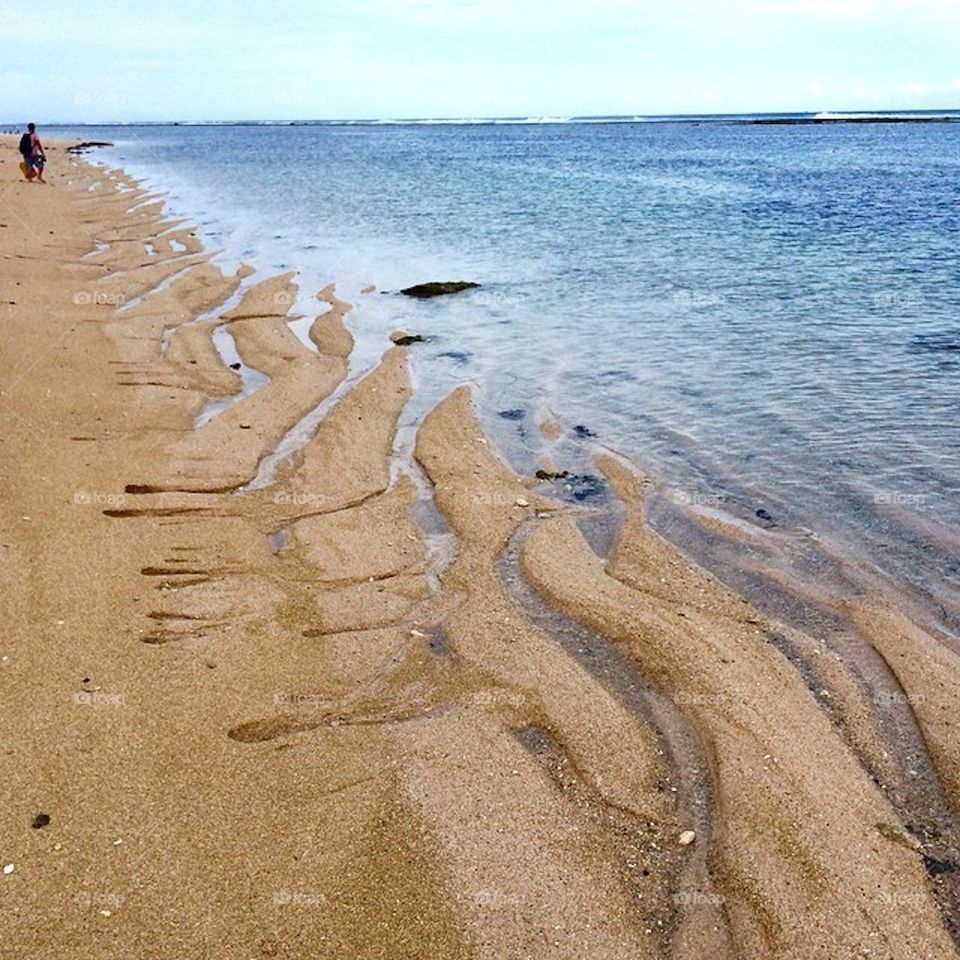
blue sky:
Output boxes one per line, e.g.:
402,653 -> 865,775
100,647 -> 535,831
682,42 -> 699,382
2,0 -> 959,121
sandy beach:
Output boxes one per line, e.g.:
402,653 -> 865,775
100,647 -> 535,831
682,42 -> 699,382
2,139 -> 959,959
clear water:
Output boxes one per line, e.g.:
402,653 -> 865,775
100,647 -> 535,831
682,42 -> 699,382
49,117 -> 960,613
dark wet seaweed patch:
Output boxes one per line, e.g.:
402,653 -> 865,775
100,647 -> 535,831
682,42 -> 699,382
909,330 -> 960,353
498,409 -> 525,421
924,855 -> 957,877
570,475 -> 606,501
544,473 -> 606,502
437,350 -> 471,365
598,369 -> 638,383
573,424 -> 597,438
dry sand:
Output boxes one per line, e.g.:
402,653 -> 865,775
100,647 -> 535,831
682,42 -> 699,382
1,138 -> 959,959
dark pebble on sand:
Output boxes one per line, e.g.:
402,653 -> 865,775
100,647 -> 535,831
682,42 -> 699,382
31,813 -> 51,830
498,409 -> 525,421
573,425 -> 597,438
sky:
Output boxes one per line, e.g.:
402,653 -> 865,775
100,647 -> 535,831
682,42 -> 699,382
2,0 -> 959,122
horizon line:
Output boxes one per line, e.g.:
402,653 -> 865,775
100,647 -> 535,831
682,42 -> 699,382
4,107 -> 960,127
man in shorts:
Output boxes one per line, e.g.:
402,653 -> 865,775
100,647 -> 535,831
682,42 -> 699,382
18,123 -> 46,183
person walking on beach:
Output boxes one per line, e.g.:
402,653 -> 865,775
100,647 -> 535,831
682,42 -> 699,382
18,123 -> 46,183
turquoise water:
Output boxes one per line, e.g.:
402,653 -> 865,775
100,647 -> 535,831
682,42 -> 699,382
50,117 -> 960,619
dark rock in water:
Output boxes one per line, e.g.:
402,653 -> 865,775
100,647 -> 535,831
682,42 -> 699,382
66,141 -> 113,153
563,474 -> 605,502
908,330 -> 960,353
400,282 -> 480,299
756,508 -> 776,525
392,334 -> 425,347
437,350 -> 471,366
573,425 -> 597,439
923,855 -> 957,877
31,813 -> 51,830
545,473 -> 605,501
229,362 -> 242,370
498,409 -> 525,421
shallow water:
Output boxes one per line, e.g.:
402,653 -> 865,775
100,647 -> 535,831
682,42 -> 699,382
52,116 -> 960,614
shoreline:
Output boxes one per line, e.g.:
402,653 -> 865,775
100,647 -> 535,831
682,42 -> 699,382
73,125 -> 960,640
2,138 -> 959,958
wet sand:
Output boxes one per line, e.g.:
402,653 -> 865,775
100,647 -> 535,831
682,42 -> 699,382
1,138 -> 959,959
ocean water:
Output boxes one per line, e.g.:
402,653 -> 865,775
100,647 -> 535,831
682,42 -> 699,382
49,116 -> 960,622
